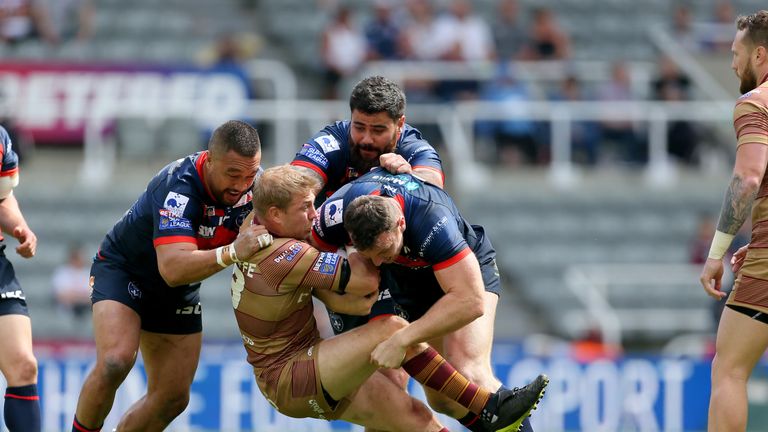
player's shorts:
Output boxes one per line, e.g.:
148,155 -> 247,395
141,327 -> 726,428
0,248 -> 28,317
90,258 -> 202,334
328,256 -> 501,335
255,343 -> 351,421
727,248 -> 768,318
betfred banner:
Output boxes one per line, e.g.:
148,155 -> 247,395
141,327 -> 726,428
0,62 -> 250,143
3,342 -> 762,432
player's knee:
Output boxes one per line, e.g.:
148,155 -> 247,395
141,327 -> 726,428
5,352 -> 37,384
156,390 -> 191,420
378,314 -> 409,334
99,352 -> 136,382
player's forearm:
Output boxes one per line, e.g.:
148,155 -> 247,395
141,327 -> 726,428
158,247 -> 229,287
716,173 -> 759,235
313,289 -> 372,315
394,290 -> 483,347
413,168 -> 444,188
0,193 -> 29,235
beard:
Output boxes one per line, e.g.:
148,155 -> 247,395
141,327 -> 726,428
740,63 -> 759,94
349,133 -> 397,174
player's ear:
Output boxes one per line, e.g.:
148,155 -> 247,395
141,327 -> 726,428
397,115 -> 405,129
266,206 -> 282,224
757,45 -> 767,65
396,215 -> 406,233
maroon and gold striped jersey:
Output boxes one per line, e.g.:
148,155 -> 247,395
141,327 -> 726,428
230,238 -> 344,374
728,80 -> 768,313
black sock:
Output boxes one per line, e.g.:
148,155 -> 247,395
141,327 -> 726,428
72,416 -> 102,432
4,384 -> 40,432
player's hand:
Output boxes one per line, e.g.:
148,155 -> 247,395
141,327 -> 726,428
371,332 -> 408,369
731,244 -> 749,274
12,226 -> 36,258
233,224 -> 272,262
700,257 -> 727,300
380,153 -> 412,175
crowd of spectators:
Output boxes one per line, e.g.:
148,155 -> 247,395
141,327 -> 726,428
310,0 -> 737,168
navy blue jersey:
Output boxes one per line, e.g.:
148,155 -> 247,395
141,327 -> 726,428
291,120 -> 443,205
97,151 -> 253,285
311,168 -> 495,271
0,126 -> 19,243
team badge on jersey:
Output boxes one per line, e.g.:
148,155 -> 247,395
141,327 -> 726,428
163,192 -> 190,217
324,199 -> 344,227
314,134 -> 340,153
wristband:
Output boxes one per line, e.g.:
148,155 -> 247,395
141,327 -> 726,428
708,230 -> 735,260
229,244 -> 241,263
257,233 -> 273,249
336,258 -> 351,294
215,246 -> 227,268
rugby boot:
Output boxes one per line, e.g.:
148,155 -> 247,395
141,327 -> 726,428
471,374 -> 549,432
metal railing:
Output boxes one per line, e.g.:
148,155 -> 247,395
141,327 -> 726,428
563,263 -> 711,348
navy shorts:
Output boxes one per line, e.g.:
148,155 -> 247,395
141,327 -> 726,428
0,249 -> 28,317
328,257 -> 501,335
90,259 -> 202,334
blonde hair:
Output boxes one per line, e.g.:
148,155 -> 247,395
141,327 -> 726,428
252,165 -> 319,217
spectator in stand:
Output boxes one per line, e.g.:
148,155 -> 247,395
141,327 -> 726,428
51,243 -> 91,320
651,56 -> 698,164
549,75 -> 600,165
671,5 -> 698,52
43,0 -> 93,43
432,0 -> 495,100
596,61 -> 644,164
398,0 -> 448,61
0,0 -> 57,45
492,0 -> 526,61
321,6 -> 367,99
364,0 -> 402,61
519,7 -> 569,61
705,0 -> 736,52
476,65 -> 540,165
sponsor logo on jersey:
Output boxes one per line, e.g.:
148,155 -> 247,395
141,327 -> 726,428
372,173 -> 408,186
241,333 -> 255,346
378,288 -> 392,301
419,216 -> 448,257
380,184 -> 398,196
741,89 -> 762,99
312,252 -> 339,275
163,192 -> 190,217
198,225 -> 216,238
324,199 -> 344,227
273,242 -> 303,263
158,210 -> 192,231
300,144 -> 329,169
405,181 -> 420,191
313,134 -> 340,153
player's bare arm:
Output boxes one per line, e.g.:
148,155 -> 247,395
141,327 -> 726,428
0,193 -> 36,258
292,165 -> 326,193
379,153 -> 444,188
371,252 -> 484,368
156,224 -> 271,287
700,143 -> 768,299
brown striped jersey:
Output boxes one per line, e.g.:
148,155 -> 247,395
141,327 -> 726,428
230,237 -> 345,374
734,79 -> 768,245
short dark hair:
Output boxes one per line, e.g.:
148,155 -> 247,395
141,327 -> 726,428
349,76 -> 406,121
737,11 -> 768,48
344,195 -> 397,251
208,120 -> 261,157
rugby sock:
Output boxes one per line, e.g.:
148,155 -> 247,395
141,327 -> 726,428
72,416 -> 102,432
4,384 -> 40,432
402,347 -> 491,415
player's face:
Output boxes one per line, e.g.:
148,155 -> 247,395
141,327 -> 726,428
349,110 -> 404,173
280,190 -> 317,240
359,226 -> 404,266
206,150 -> 261,206
732,29 -> 759,94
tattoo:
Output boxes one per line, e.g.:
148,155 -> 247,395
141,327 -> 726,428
717,175 -> 758,234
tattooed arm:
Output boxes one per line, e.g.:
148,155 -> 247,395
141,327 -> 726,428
701,143 -> 768,299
